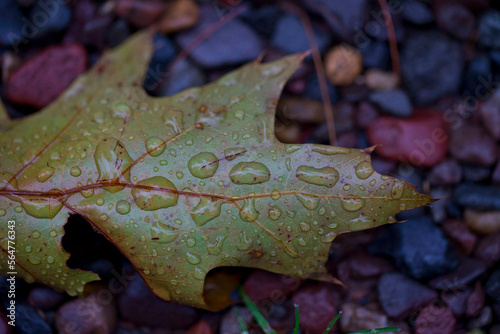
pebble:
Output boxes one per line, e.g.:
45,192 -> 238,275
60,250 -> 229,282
175,5 -> 263,68
360,40 -> 390,70
377,273 -> 438,319
415,305 -> 456,334
463,55 -> 492,97
240,4 -> 282,38
428,258 -> 487,290
144,34 -> 177,93
187,321 -> 212,334
28,286 -> 65,311
292,285 -> 338,334
442,219 -> 477,255
324,45 -> 363,86
55,293 -> 116,334
474,233 -> 500,267
478,10 -> 500,49
401,31 -> 464,105
114,0 -> 166,28
447,286 -> 473,317
271,13 -> 331,55
463,166 -> 492,182
480,87 -> 500,140
338,251 -> 394,281
220,306 -> 253,334
355,102 -> 379,129
486,270 -> 500,304
465,209 -> 500,235
436,3 -> 475,40
364,69 -> 399,91
16,304 -> 52,334
454,183 -> 500,211
340,303 -> 388,333
369,216 -> 458,280
430,187 -> 450,223
402,1 -> 434,25
467,282 -> 486,318
275,121 -> 301,144
450,124 -> 497,166
367,109 -> 448,168
369,89 -> 412,117
159,0 -> 199,34
303,73 -> 338,103
429,160 -> 463,185
117,273 -> 198,329
277,97 -> 325,123
7,44 -> 87,109
26,0 -> 72,40
242,270 -> 300,304
0,0 -> 24,47
158,59 -> 205,97
468,307 -> 493,329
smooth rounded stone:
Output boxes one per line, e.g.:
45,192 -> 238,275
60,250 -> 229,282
144,34 -> 177,93
265,302 -> 295,333
436,3 -> 475,40
360,39 -> 390,70
474,233 -> 500,267
7,44 -> 87,109
55,294 -> 116,334
446,286 -> 473,317
339,84 -> 370,102
277,97 -> 325,123
114,0 -> 165,28
220,306 -> 253,334
303,73 -> 338,103
159,0 -> 199,34
465,209 -> 500,235
340,303 -> 388,333
242,270 -> 300,304
28,286 -> 65,311
468,306 -> 493,329
429,160 -> 462,185
377,273 -> 438,319
117,273 -> 198,329
187,320 -> 212,334
478,10 -> 500,49
367,109 -> 448,168
175,5 -> 263,68
0,0 -> 24,47
415,305 -> 456,334
401,31 -> 464,105
402,1 -> 434,25
275,121 -> 301,144
480,87 -> 500,140
15,304 -> 52,334
450,124 -> 497,166
25,0 -> 72,40
158,59 -> 205,97
364,69 -> 399,91
292,284 -> 338,334
442,219 -> 477,256
240,4 -> 282,38
428,258 -> 487,290
454,183 -> 500,211
338,251 -> 394,281
369,217 -> 459,280
325,45 -> 363,86
463,166 -> 491,182
355,101 -> 379,129
463,55 -> 492,96
369,89 -> 412,117
467,282 -> 486,318
105,19 -> 131,48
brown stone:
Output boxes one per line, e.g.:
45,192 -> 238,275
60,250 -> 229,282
415,305 -> 456,334
340,303 -> 388,333
442,219 -> 477,255
114,0 -> 166,28
365,69 -> 400,91
325,45 -> 363,86
465,209 -> 500,235
159,0 -> 200,34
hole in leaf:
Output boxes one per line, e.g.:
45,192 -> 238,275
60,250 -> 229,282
62,214 -> 128,281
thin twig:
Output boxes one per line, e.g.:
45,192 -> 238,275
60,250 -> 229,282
377,0 -> 401,76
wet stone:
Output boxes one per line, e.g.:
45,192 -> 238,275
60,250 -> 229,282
114,0 -> 165,28
243,270 -> 300,304
415,305 -> 456,334
465,209 -> 500,235
15,304 -> 52,334
325,45 -> 363,86
467,282 -> 486,318
442,219 -> 477,256
27,0 -> 72,40
402,1 -> 434,25
0,0 -> 24,47
28,286 -> 65,311
369,89 -> 412,117
428,258 -> 487,290
340,303 -> 388,333
474,233 -> 500,267
478,10 -> 500,49
436,3 -> 475,40
450,124 -> 497,166
292,284 -> 338,334
454,183 -> 500,211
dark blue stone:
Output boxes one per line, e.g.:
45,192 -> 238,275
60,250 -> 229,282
454,183 -> 500,211
158,59 -> 206,97
0,0 -> 24,47
479,10 -> 500,49
9,304 -> 52,334
402,1 -> 434,25
369,89 -> 413,117
462,54 -> 492,97
303,73 -> 338,103
360,39 -> 390,70
486,269 -> 500,304
240,4 -> 282,38
27,0 -> 72,39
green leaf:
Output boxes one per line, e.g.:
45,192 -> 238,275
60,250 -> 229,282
0,30 -> 433,309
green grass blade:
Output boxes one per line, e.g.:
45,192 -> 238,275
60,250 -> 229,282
234,308 -> 249,334
238,286 -> 277,334
347,327 -> 400,334
293,304 -> 300,334
323,311 -> 343,334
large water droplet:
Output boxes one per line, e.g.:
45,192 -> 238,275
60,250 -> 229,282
193,267 -> 205,280
116,200 -> 131,215
188,152 -> 219,179
296,166 -> 340,188
207,235 -> 226,255
186,252 -> 201,265
112,101 -> 133,120
340,197 -> 365,212
21,193 -> 63,219
186,237 -> 196,247
349,215 -> 370,231
191,197 -> 222,226
237,231 -> 253,250
70,166 -> 82,177
28,254 -> 41,265
150,221 -> 179,243
268,205 -> 282,221
145,137 -> 166,157
239,198 -> 259,222
312,146 -> 349,155
355,161 -> 374,180
295,193 -> 321,210
224,147 -> 246,161
132,176 -> 178,211
271,189 -> 281,200
37,167 -> 55,183
229,162 -> 270,185
299,222 -> 311,231
391,180 -> 405,199
320,231 -> 337,243
95,138 -> 133,192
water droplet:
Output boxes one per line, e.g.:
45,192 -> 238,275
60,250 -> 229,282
50,230 -> 57,237
25,245 -> 32,253
312,146 -> 349,155
320,231 -> 337,243
391,180 -> 405,199
70,166 -> 82,177
145,137 -> 166,157
37,167 -> 55,182
271,189 -> 281,200
285,144 -> 301,154
96,197 -> 105,206
285,158 -> 292,171
229,162 -> 270,185
399,203 -> 407,211
268,206 -> 282,221
355,161 -> 374,180
193,267 -> 205,280
176,171 -> 184,179
349,215 -> 370,231
112,101 -> 133,120
298,238 -> 307,246
286,210 -> 296,218
160,160 -> 168,166
188,152 -> 219,179
132,176 -> 178,211
239,198 -> 259,222
299,222 -> 311,231
116,200 -> 131,215
0,209 -> 5,217
295,193 -> 321,210
328,222 -> 338,228
186,237 -> 196,247
169,149 -> 177,157
95,138 -> 133,192
186,252 -> 201,265
150,221 -> 179,243
191,197 -> 223,226
28,254 -> 41,265
100,213 -> 108,221
47,256 -> 54,264
369,179 -> 376,186
20,193 -> 63,219
318,207 -> 326,216
32,230 -> 40,239
207,235 -> 226,255
224,147 -> 246,161
340,197 -> 365,212
237,231 -> 253,250
296,165 -> 339,188
234,110 -> 245,120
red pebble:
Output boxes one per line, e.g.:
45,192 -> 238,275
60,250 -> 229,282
187,321 -> 212,334
367,109 -> 449,168
415,305 -> 456,334
292,284 -> 338,334
243,269 -> 300,304
442,219 -> 477,255
7,45 -> 87,109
